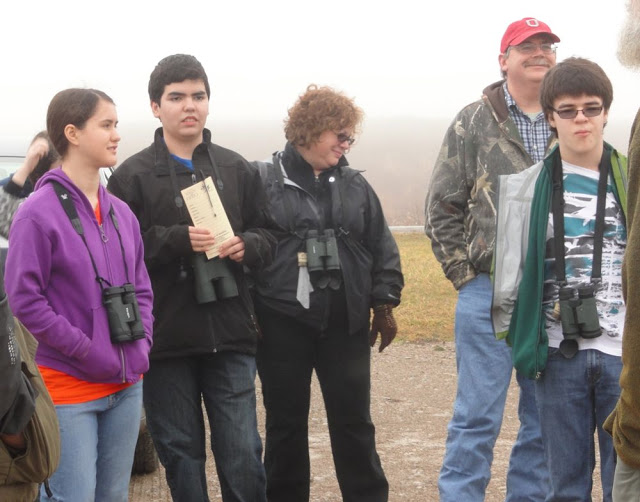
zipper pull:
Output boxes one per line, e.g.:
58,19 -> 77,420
192,173 -> 197,185
99,224 -> 108,243
251,314 -> 263,340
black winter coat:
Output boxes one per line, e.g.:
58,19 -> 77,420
108,128 -> 277,359
253,144 -> 403,334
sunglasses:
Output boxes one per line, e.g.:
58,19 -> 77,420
336,133 -> 355,146
552,106 -> 604,119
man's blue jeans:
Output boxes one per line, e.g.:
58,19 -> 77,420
439,274 -> 549,501
42,380 -> 142,502
535,348 -> 621,501
143,352 -> 266,502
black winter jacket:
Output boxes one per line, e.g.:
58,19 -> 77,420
108,128 -> 277,359
253,144 -> 403,334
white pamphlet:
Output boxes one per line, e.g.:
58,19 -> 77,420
181,177 -> 234,259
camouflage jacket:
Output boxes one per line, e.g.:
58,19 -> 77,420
424,80 -> 555,290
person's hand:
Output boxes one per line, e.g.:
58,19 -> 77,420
369,304 -> 397,353
189,227 -> 215,253
12,137 -> 50,188
0,432 -> 26,452
218,235 -> 245,263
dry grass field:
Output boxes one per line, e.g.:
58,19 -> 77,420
393,232 -> 456,343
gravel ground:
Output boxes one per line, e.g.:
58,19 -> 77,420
129,341 -> 602,501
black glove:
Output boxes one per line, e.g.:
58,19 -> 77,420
369,304 -> 397,353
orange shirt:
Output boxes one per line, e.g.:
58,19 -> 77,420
39,366 -> 132,405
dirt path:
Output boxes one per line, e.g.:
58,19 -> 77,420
129,341 -> 602,501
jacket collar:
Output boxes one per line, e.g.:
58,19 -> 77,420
152,127 -> 213,175
482,80 -> 509,123
281,141 -> 350,189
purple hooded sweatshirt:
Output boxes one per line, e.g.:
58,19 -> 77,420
5,168 -> 153,384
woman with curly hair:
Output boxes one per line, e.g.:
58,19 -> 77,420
252,85 -> 403,501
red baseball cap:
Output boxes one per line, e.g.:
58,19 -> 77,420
500,18 -> 560,53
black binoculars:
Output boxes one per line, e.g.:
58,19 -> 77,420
557,283 -> 601,358
191,253 -> 239,304
103,284 -> 145,344
305,229 -> 340,273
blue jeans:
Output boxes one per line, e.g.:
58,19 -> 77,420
143,352 -> 266,502
41,380 -> 142,502
535,348 -> 621,501
439,274 -> 548,501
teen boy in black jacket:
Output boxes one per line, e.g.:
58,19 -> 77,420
108,54 -> 275,502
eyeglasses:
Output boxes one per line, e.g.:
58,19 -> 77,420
336,133 -> 355,146
511,42 -> 557,55
552,106 -> 604,119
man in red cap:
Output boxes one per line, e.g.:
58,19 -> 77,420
425,17 -> 559,501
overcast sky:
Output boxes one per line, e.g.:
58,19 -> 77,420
0,0 -> 636,150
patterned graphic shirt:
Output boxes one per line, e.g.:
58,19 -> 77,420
542,161 -> 627,356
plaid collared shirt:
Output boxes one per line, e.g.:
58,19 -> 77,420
503,82 -> 551,163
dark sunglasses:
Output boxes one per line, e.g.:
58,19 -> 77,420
552,106 -> 604,120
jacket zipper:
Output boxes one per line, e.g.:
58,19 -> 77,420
194,171 -> 220,352
119,347 -> 126,383
97,211 -> 126,382
98,223 -> 107,243
250,313 -> 261,338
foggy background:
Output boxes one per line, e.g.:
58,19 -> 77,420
0,113 -> 633,227
105,115 -> 633,227
1,0 -> 636,227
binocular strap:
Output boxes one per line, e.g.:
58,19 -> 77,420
551,146 -> 611,285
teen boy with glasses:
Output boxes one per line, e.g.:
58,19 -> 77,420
425,17 -> 559,501
494,57 -> 627,501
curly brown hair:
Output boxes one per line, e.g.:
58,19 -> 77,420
284,85 -> 363,147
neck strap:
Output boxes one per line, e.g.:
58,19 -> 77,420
551,147 -> 610,285
52,181 -> 129,289
272,153 -> 298,234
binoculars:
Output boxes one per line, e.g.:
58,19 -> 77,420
557,283 -> 601,358
103,284 -> 145,344
305,229 -> 340,273
191,253 -> 239,304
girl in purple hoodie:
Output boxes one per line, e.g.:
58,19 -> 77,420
5,88 -> 154,502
